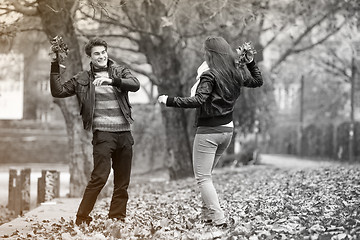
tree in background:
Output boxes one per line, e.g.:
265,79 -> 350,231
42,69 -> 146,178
1,0 -> 92,197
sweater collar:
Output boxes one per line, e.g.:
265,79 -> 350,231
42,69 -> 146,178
90,58 -> 115,73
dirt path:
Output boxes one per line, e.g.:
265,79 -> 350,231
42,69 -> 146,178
0,198 -> 81,238
259,154 -> 338,169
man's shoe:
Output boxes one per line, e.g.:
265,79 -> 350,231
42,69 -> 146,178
75,217 -> 92,226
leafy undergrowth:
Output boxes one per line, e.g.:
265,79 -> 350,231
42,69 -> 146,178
5,164 -> 360,240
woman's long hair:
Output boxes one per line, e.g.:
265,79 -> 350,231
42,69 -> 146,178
204,36 -> 250,98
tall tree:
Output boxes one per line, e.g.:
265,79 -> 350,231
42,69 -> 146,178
2,0 -> 92,197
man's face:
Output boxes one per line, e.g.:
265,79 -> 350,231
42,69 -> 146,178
90,46 -> 108,68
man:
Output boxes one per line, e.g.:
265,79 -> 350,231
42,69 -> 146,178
50,38 -> 140,225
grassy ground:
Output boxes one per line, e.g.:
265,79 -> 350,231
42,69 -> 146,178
2,163 -> 360,240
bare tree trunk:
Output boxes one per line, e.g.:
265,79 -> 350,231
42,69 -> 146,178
149,49 -> 194,179
161,108 -> 193,179
117,0 -> 194,179
37,0 -> 92,197
54,98 -> 92,196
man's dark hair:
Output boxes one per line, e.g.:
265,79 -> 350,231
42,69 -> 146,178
84,38 -> 108,57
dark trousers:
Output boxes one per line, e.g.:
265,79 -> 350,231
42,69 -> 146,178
76,131 -> 134,221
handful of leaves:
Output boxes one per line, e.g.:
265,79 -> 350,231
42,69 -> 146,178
50,36 -> 69,65
236,42 -> 257,65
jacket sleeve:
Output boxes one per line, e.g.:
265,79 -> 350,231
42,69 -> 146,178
50,62 -> 76,98
242,61 -> 263,88
166,72 -> 213,108
111,66 -> 140,92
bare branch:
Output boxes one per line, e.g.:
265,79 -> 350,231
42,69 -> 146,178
75,26 -> 141,52
78,9 -> 162,39
120,1 -> 137,29
17,27 -> 43,33
75,25 -> 135,45
271,4 -> 342,71
328,47 -> 348,67
0,9 -> 14,17
84,32 -> 139,44
293,20 -> 346,54
200,0 -> 228,23
318,57 -> 350,79
263,24 -> 287,49
166,0 -> 179,17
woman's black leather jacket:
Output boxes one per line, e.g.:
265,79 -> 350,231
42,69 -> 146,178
166,61 -> 263,127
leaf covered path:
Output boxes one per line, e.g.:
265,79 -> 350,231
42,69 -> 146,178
3,163 -> 360,240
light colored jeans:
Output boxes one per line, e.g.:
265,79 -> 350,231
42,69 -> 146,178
193,126 -> 233,225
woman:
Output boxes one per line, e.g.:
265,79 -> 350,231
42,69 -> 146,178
158,36 -> 263,228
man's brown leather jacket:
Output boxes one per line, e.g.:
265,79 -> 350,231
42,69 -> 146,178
50,59 -> 140,131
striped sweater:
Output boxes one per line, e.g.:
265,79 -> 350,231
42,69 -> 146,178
92,71 -> 131,132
